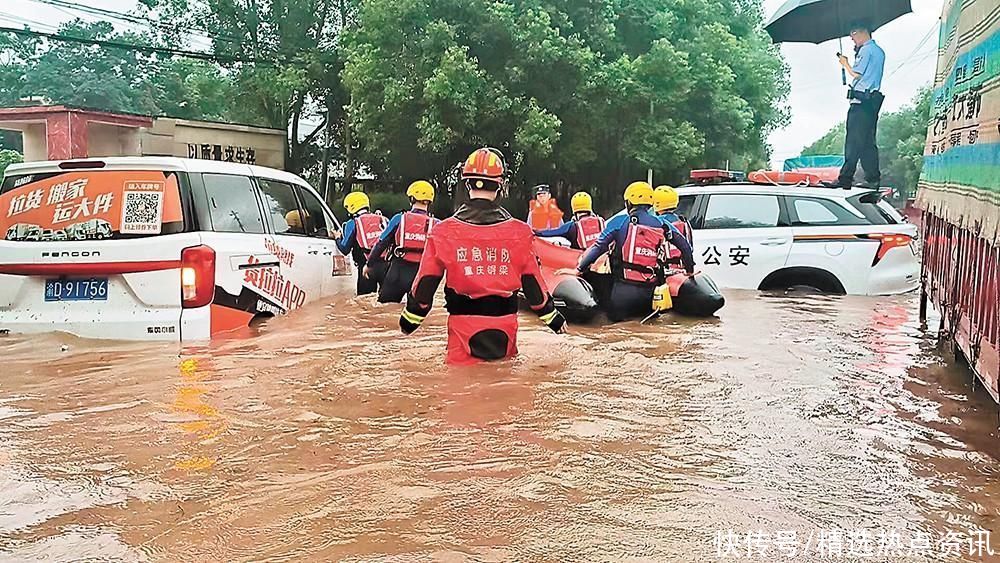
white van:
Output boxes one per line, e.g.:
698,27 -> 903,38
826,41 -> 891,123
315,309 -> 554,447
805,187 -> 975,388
0,157 -> 351,341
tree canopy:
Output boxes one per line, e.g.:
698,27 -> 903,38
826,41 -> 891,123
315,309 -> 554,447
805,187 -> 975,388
342,0 -> 788,210
0,0 -> 789,212
802,88 -> 931,197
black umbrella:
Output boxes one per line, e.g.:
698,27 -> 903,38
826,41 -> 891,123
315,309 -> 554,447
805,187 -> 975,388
765,0 -> 913,44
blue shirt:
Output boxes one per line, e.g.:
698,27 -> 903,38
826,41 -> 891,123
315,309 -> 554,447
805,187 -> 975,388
336,216 -> 359,255
851,39 -> 885,93
578,206 -> 695,274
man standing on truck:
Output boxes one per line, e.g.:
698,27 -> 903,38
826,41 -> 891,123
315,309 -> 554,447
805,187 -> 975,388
827,21 -> 886,189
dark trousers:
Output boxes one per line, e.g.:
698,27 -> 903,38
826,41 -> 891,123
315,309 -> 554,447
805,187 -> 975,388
607,282 -> 655,323
355,259 -> 380,296
839,93 -> 885,185
378,260 -> 419,303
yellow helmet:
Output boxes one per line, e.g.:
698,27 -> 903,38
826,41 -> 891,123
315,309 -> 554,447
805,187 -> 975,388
653,186 -> 679,212
406,180 -> 435,202
623,181 -> 654,206
570,192 -> 593,213
285,209 -> 308,229
343,191 -> 370,215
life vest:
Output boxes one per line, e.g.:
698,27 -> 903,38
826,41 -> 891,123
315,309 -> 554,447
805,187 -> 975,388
575,215 -> 605,249
667,218 -> 693,262
394,211 -> 435,263
429,217 -> 535,364
747,170 -> 823,186
528,200 -> 563,230
354,213 -> 387,254
618,221 -> 666,284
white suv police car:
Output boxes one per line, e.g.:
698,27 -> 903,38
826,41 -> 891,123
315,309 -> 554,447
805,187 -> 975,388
0,157 -> 350,341
674,180 -> 919,295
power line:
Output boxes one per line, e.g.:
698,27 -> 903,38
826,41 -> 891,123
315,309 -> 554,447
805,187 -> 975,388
887,22 -> 940,80
0,13 -> 60,33
27,0 -> 242,44
0,26 -> 279,66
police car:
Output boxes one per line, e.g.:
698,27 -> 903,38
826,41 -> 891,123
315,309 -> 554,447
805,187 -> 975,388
0,157 -> 351,341
675,172 -> 919,295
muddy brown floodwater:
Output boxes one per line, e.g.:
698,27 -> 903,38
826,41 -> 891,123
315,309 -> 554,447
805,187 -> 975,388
1,287 -> 1000,562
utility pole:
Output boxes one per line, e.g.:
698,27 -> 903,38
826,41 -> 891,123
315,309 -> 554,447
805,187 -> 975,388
646,99 -> 654,187
320,101 -> 333,203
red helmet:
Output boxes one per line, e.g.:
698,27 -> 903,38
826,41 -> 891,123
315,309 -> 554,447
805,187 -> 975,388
461,147 -> 507,185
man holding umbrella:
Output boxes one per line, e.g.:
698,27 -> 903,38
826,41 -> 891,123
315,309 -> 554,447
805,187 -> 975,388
833,22 -> 886,188
764,0 -> 910,188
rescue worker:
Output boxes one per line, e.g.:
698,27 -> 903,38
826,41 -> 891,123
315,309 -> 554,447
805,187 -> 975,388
653,186 -> 694,269
571,182 -> 696,323
526,184 -> 564,230
400,147 -> 567,365
336,191 -> 388,296
365,180 -> 439,304
533,191 -> 605,250
285,209 -> 308,235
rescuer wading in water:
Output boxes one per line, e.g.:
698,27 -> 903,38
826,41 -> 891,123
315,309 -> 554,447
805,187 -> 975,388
399,147 -> 567,365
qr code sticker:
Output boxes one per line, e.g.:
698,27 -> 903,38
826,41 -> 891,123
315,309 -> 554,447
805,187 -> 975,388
121,191 -> 163,234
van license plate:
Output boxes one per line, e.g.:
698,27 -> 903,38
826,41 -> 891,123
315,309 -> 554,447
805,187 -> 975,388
44,278 -> 109,301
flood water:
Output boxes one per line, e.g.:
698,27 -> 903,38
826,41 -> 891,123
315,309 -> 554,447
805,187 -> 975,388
2,285 -> 1000,562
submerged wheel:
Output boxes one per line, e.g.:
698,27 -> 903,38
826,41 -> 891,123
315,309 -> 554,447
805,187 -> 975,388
759,267 -> 846,295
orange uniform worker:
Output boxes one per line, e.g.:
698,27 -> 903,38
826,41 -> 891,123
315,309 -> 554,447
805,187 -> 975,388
399,148 -> 567,365
526,184 -> 564,230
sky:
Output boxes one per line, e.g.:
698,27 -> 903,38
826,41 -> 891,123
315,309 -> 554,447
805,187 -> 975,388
1,0 -> 945,169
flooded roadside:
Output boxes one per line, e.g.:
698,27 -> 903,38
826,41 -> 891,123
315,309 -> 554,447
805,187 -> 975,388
1,290 -> 999,562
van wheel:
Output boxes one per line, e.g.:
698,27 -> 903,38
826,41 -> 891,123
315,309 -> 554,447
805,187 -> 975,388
759,267 -> 846,295
249,313 -> 274,328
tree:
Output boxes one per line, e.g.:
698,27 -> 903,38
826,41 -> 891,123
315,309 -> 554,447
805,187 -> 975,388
151,0 -> 357,174
22,21 -> 156,114
342,0 -> 788,212
0,149 -> 23,183
802,88 -> 931,196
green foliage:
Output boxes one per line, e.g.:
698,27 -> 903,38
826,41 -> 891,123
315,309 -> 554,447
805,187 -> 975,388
342,0 -> 788,210
0,0 -> 789,211
0,149 -> 23,183
802,88 -> 931,197
0,20 -> 236,120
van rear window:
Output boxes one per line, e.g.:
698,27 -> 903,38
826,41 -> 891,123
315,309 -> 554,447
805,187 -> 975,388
0,170 -> 184,241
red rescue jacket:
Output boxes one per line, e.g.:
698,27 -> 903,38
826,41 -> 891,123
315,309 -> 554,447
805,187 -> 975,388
394,211 -> 435,263
576,215 -> 605,249
620,223 -> 666,284
354,213 -> 387,255
667,219 -> 693,262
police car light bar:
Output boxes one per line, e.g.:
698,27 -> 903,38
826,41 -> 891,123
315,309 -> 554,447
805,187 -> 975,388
689,169 -> 744,184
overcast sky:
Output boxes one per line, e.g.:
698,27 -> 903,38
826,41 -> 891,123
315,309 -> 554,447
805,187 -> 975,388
2,0 -> 944,168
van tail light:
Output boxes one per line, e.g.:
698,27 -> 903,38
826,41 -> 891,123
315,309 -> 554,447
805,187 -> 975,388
181,245 -> 216,308
868,233 -> 912,266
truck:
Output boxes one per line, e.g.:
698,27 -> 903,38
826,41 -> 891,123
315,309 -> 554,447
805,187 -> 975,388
917,0 -> 1000,402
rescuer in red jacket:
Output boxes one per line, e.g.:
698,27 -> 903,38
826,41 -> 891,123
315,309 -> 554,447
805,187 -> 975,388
399,147 -> 567,365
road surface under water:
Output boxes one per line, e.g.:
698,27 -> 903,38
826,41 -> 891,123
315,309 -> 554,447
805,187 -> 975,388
1,287 -> 999,562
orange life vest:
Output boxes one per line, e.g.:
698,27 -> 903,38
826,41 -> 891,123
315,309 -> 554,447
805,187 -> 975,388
528,199 -> 564,230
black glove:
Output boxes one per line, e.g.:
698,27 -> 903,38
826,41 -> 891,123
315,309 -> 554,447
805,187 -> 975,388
539,309 -> 567,334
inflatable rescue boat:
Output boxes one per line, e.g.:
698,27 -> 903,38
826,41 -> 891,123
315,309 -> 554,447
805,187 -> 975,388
532,238 -> 725,321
